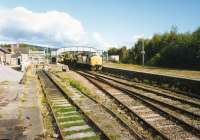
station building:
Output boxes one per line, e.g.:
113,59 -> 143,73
0,47 -> 10,64
28,50 -> 46,64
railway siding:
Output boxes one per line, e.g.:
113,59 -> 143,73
38,71 -> 101,140
92,72 -> 200,105
52,71 -> 157,140
46,71 -> 139,140
78,71 -> 200,140
93,73 -> 200,134
102,66 -> 200,94
92,72 -> 200,123
98,75 -> 200,121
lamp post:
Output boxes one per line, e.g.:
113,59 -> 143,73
45,47 -> 49,64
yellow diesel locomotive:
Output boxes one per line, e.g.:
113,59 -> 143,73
76,54 -> 103,70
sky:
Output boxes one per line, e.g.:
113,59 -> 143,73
0,0 -> 200,50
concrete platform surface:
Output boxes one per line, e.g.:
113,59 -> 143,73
0,66 -> 44,140
0,65 -> 23,82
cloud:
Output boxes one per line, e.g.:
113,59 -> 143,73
132,34 -> 144,43
91,32 -> 111,50
0,7 -> 109,49
109,35 -> 145,49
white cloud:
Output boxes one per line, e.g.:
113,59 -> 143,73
109,35 -> 145,49
0,7 -> 110,50
132,34 -> 144,43
91,32 -> 112,50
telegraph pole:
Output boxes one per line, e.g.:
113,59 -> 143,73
46,47 -> 49,64
141,40 -> 145,66
106,51 -> 108,62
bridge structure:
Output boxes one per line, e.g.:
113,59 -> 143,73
50,46 -> 104,63
55,46 -> 103,56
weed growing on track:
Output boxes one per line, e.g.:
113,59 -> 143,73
63,127 -> 93,135
61,121 -> 86,128
56,112 -> 79,116
51,71 -> 97,100
58,116 -> 83,122
54,106 -> 75,110
49,69 -> 134,139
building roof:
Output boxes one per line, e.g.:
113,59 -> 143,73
11,52 -> 21,58
13,47 -> 29,54
0,47 -> 10,54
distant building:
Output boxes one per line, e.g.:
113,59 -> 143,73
50,50 -> 57,63
29,50 -> 46,64
1,44 -> 48,71
11,53 -> 21,65
109,55 -> 119,62
11,44 -> 20,54
51,50 -> 57,57
0,47 -> 10,64
5,54 -> 11,65
0,44 -> 30,71
21,54 -> 30,71
8,44 -> 29,65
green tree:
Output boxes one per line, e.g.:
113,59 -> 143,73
107,26 -> 200,69
119,46 -> 129,63
192,27 -> 200,65
108,47 -> 119,55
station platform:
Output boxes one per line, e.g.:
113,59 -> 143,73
103,63 -> 200,81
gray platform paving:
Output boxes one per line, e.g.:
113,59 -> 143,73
0,65 -> 23,82
0,66 -> 44,140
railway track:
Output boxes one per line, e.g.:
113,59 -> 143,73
94,71 -> 200,107
51,71 -> 152,140
38,71 -> 103,140
101,71 -> 200,100
88,71 -> 200,128
77,70 -> 200,140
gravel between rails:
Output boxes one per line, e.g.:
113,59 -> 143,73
89,71 -> 200,130
92,72 -> 200,127
48,71 -> 142,140
38,71 -> 102,140
93,71 -> 200,106
78,71 -> 200,140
